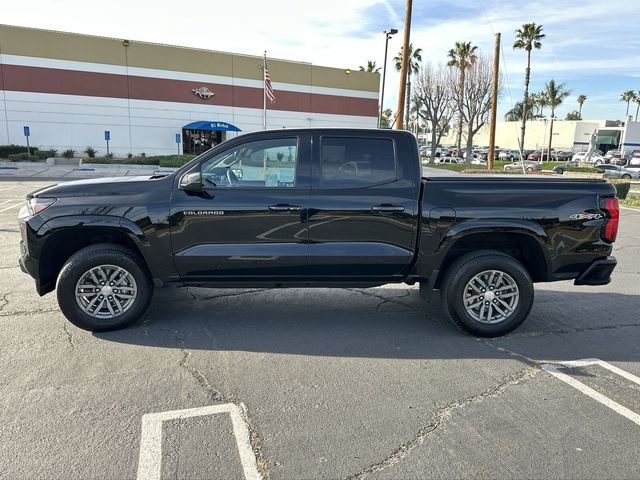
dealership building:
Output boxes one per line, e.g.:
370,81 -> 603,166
0,24 -> 380,156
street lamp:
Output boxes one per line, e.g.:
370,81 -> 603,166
379,28 -> 398,128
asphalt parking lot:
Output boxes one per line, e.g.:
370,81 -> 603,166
1,179 -> 639,480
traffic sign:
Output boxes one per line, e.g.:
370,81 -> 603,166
23,126 -> 30,137
175,133 -> 181,144
104,131 -> 111,141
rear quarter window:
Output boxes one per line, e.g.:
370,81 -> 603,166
319,137 -> 396,188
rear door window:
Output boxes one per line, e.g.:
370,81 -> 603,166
319,137 -> 396,188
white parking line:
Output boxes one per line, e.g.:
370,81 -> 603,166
0,202 -> 23,214
137,402 -> 261,480
542,358 -> 640,427
0,199 -> 19,206
0,185 -> 19,192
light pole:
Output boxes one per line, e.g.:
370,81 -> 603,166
379,28 -> 398,128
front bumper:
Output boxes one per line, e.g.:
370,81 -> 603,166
574,256 -> 617,286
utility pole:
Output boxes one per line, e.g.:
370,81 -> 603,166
393,0 -> 413,130
487,32 -> 501,170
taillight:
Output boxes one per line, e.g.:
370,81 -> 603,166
600,197 -> 619,242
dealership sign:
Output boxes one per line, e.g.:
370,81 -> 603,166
192,87 -> 215,100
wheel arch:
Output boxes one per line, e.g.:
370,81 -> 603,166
436,227 -> 550,287
36,217 -> 150,295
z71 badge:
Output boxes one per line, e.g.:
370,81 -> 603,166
570,213 -> 604,220
183,210 -> 224,216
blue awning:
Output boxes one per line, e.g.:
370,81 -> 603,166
183,121 -> 241,132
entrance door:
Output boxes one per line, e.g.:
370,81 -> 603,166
170,133 -> 311,281
182,129 -> 224,155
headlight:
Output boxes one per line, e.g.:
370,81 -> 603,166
26,197 -> 56,216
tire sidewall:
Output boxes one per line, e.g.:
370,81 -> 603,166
444,255 -> 534,337
57,247 -> 152,331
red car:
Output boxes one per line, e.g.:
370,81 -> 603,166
527,150 -> 551,161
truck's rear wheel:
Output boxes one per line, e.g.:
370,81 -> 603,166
440,251 -> 534,337
57,244 -> 153,331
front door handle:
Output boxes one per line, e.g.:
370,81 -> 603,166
371,205 -> 405,213
269,204 -> 302,213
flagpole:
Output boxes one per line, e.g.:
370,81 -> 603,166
263,51 -> 267,130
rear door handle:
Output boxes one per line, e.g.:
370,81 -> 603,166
371,205 -> 405,213
269,204 -> 302,212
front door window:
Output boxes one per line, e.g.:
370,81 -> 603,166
201,138 -> 298,188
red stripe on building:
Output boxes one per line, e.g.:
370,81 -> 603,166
0,64 -> 378,117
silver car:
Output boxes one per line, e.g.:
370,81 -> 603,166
599,164 -> 640,179
503,160 -> 542,172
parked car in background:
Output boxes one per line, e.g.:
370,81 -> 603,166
599,164 -> 640,179
604,150 -> 628,165
503,160 -> 543,172
551,150 -> 574,161
572,151 -> 607,165
552,161 -> 580,174
434,156 -> 465,165
526,150 -> 550,161
498,149 -> 519,161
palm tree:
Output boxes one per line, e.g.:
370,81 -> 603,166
576,95 -> 587,118
446,41 -> 478,155
359,60 -> 381,73
621,90 -> 635,120
394,44 -> 423,128
635,93 -> 640,122
513,22 -> 545,150
504,101 -> 535,121
544,79 -> 571,161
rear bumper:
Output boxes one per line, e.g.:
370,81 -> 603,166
574,256 -> 617,286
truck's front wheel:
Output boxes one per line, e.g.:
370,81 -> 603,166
57,244 -> 153,331
440,251 -> 534,337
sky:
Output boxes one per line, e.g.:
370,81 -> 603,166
2,0 -> 640,121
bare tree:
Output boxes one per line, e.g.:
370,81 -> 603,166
414,63 -> 455,164
452,55 -> 497,162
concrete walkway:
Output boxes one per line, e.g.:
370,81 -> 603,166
0,160 -> 177,180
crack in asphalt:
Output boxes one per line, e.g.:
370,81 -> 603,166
342,366 -> 540,480
0,292 -> 10,313
345,288 -> 420,312
0,307 -> 59,318
500,321 -> 640,339
178,348 -> 270,478
187,287 -> 268,302
62,322 -> 75,349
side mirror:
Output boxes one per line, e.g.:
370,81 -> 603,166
179,171 -> 202,192
231,168 -> 243,180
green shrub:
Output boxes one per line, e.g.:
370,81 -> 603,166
7,152 -> 47,162
62,149 -> 76,158
609,180 -> 631,199
84,146 -> 97,158
0,145 -> 35,157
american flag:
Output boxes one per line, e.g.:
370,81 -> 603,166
264,61 -> 276,104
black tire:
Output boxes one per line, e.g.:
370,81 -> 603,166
622,174 -> 631,179
440,250 -> 534,337
555,167 -> 565,174
56,244 -> 153,331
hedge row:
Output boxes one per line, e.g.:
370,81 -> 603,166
7,150 -> 57,161
86,154 -> 195,168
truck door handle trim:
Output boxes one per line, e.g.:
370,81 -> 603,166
269,204 -> 302,212
371,205 -> 405,213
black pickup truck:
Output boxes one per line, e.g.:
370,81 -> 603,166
18,129 -> 619,336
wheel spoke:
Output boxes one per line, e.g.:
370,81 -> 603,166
497,298 -> 514,312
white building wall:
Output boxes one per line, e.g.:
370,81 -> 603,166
0,90 -> 376,156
